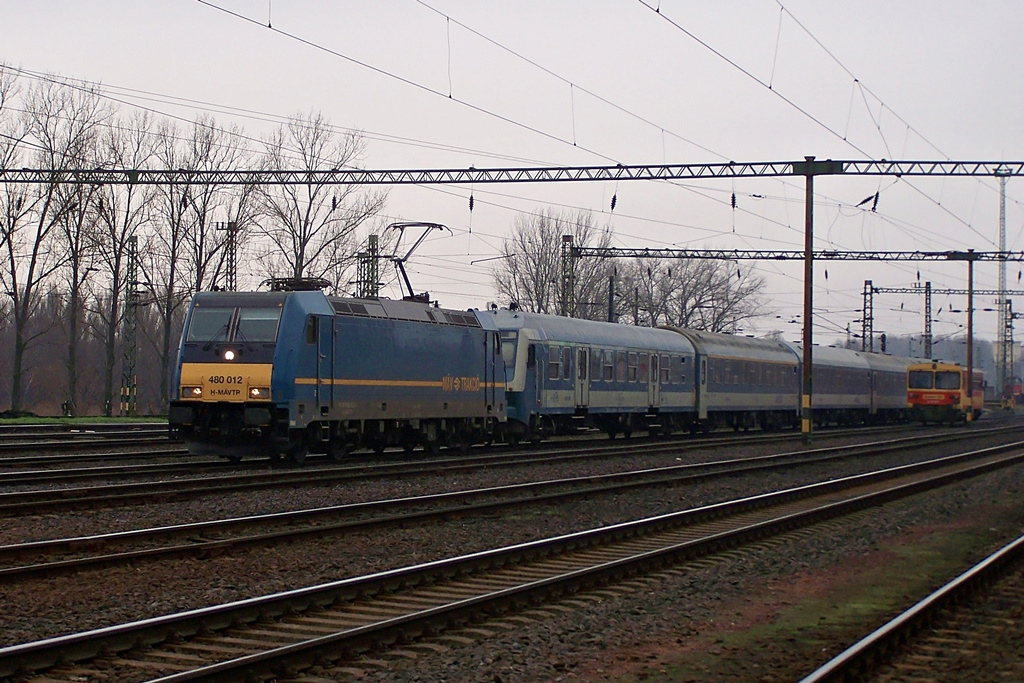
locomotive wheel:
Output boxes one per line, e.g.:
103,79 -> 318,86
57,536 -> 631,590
288,442 -> 308,465
327,440 -> 353,462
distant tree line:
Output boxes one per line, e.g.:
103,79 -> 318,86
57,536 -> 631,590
0,67 -> 387,415
490,208 -> 768,331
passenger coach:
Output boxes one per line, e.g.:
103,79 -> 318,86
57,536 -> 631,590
476,308 -> 698,441
671,329 -> 801,431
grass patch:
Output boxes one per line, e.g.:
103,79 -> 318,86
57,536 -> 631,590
614,513 -> 1017,682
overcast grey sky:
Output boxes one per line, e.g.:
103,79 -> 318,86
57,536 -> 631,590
2,1 -> 1023,344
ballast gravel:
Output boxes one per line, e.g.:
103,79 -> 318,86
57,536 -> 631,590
1,427 -> 1023,682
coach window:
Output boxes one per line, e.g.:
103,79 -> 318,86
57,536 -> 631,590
661,355 -> 671,384
627,353 -> 638,382
616,351 -> 627,382
562,346 -> 573,380
590,350 -> 602,382
639,353 -> 649,383
548,346 -> 561,381
604,351 -> 615,381
578,349 -> 588,380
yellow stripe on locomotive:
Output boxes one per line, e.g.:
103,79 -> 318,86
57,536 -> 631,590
179,362 -> 273,403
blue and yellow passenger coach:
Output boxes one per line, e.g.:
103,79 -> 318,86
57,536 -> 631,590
169,290 -> 506,462
476,308 -> 698,441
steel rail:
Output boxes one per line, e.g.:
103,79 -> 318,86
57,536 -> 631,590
0,428 -> 995,580
800,532 -> 1024,683
0,436 -> 179,454
0,422 -> 166,436
1,441 -> 1021,680
0,426 -> 1006,517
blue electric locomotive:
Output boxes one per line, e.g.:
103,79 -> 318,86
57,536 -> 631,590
169,290 -> 505,462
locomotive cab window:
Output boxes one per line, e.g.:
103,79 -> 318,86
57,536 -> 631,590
935,371 -> 961,390
499,331 -> 518,383
237,307 -> 283,342
908,371 -> 933,389
305,316 -> 318,344
185,307 -> 234,343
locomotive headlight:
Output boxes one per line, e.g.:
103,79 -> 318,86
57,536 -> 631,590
182,386 -> 203,399
249,386 -> 270,399
223,349 -> 236,361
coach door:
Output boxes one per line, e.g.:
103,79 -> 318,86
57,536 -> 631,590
575,347 -> 590,408
648,354 -> 661,407
316,315 -> 334,411
696,357 -> 709,419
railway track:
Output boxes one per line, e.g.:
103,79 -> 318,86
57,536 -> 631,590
2,438 -> 1021,681
0,422 -> 166,437
0,420 -> 900,475
0,427 -> 1002,580
802,531 -> 1024,682
0,425 -> 1010,516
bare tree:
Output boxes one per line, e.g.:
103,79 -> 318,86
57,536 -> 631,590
146,115 -> 257,407
254,110 -> 387,287
55,179 -> 105,415
91,110 -> 157,415
0,76 -> 105,412
491,208 -> 614,317
618,257 -> 768,332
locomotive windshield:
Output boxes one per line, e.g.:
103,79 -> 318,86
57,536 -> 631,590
236,307 -> 282,342
934,371 -> 961,390
185,307 -> 234,343
185,306 -> 282,343
908,370 -> 933,390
